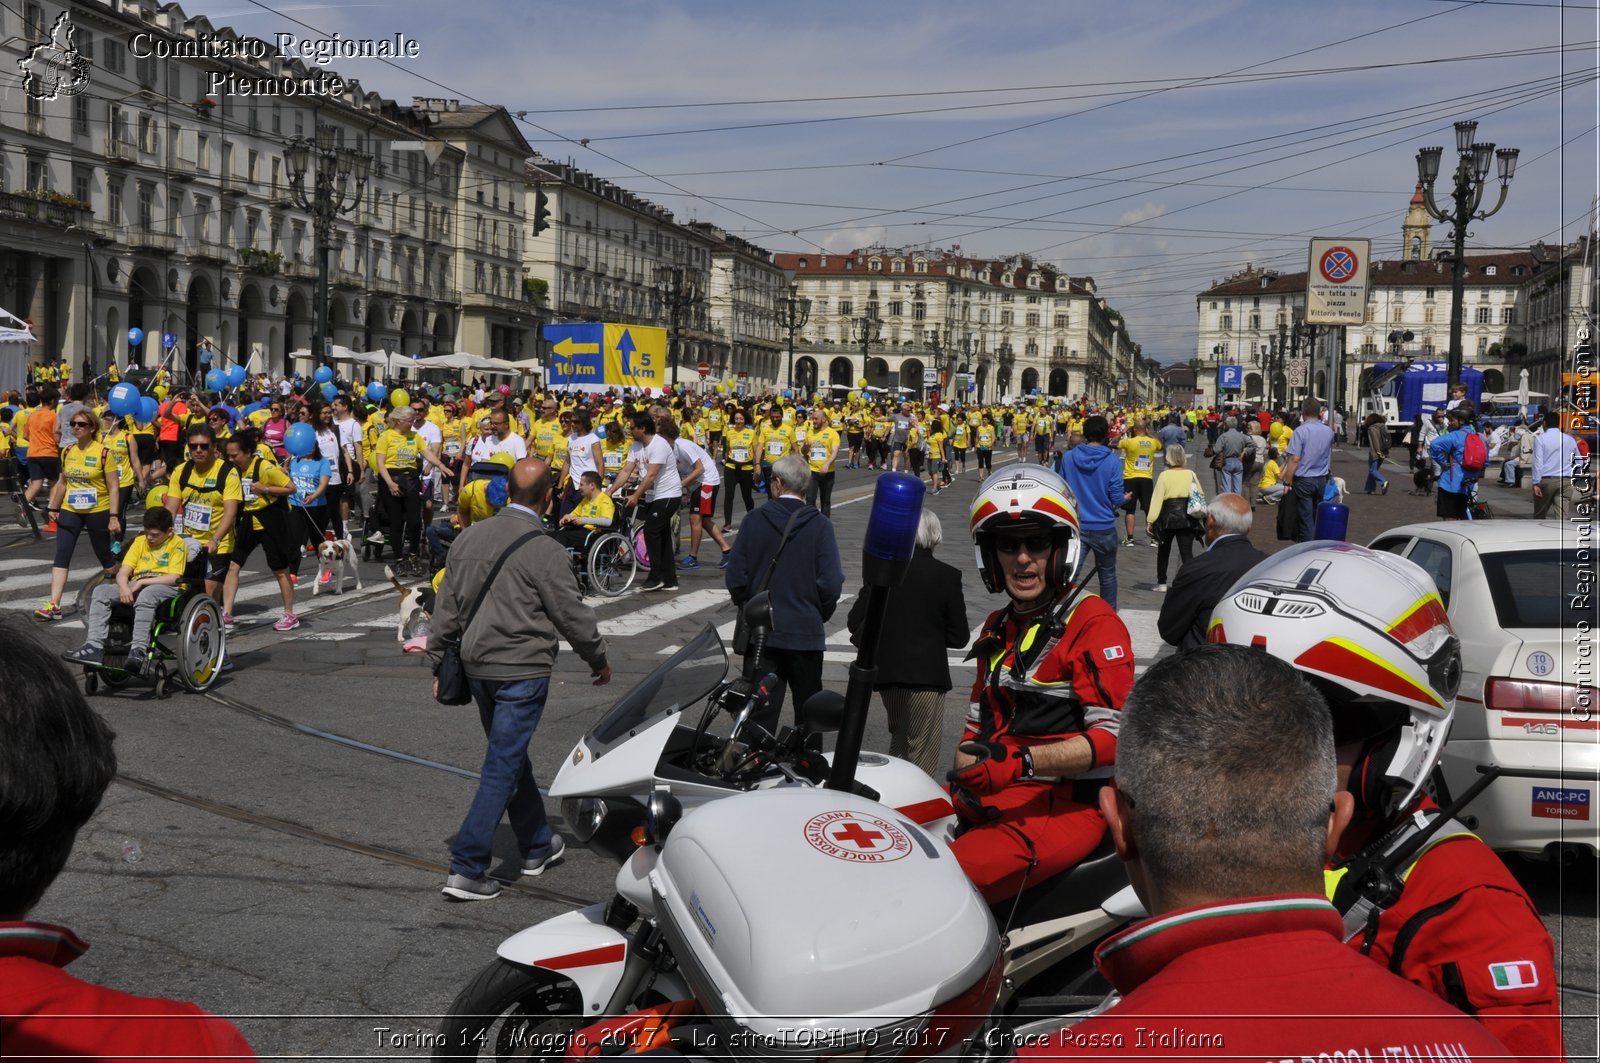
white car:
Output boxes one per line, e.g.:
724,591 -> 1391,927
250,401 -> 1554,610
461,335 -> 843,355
1368,520 -> 1598,859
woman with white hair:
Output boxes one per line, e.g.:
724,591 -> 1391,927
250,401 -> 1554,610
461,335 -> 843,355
845,508 -> 968,777
1146,443 -> 1203,593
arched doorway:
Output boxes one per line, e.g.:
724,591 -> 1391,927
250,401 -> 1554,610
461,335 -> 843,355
432,311 -> 454,355
829,356 -> 853,387
126,264 -> 163,370
286,289 -> 312,371
239,284 -> 264,376
997,366 -> 1012,400
865,357 -> 890,390
975,362 -> 989,403
794,356 -> 817,394
1048,368 -> 1068,396
186,274 -> 217,374
1020,367 -> 1039,394
400,309 -> 424,379
900,358 -> 924,397
1481,368 -> 1504,393
1245,372 -> 1263,403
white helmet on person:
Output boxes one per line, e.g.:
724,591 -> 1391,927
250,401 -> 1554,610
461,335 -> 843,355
968,466 -> 1083,596
1207,541 -> 1461,820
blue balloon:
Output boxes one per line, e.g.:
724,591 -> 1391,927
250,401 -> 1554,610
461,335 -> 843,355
783,389 -> 794,399
226,365 -> 247,388
127,327 -> 144,346
314,365 -> 334,384
137,396 -> 159,424
204,368 -> 226,391
107,382 -> 141,417
595,424 -> 607,440
283,422 -> 318,458
366,382 -> 388,403
321,382 -> 338,400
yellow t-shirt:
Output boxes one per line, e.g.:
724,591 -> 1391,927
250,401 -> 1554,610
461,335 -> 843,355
124,532 -> 188,581
240,457 -> 292,527
724,426 -> 758,470
61,443 -> 114,514
1118,435 -> 1162,480
976,425 -> 995,448
99,429 -> 134,485
705,408 -> 725,432
168,459 -> 242,552
530,418 -> 564,463
375,429 -> 421,473
758,423 -> 794,460
569,492 -> 616,532
1259,459 -> 1282,490
457,478 -> 500,525
804,426 -> 841,473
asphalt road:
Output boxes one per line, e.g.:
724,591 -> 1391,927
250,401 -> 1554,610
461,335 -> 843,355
7,435 -> 1594,1059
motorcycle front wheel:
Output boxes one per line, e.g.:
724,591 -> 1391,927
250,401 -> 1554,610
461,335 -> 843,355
434,958 -> 585,1062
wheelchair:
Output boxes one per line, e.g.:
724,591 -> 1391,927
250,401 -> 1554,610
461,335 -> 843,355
76,540 -> 227,699
564,524 -> 638,597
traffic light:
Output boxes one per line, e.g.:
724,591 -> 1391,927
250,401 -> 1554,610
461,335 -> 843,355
533,189 -> 551,236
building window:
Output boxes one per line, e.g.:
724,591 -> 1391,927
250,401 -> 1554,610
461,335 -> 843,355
1026,294 -> 1040,304
1248,312 -> 1260,330
195,196 -> 211,239
101,37 -> 124,73
1477,336 -> 1489,355
137,114 -> 157,154
1425,287 -> 1435,299
136,182 -> 154,230
196,134 -> 209,171
1475,306 -> 1491,324
1000,310 -> 1013,326
912,301 -> 926,321
1220,314 -> 1232,331
914,259 -> 927,273
73,96 -> 88,136
25,153 -> 46,192
247,150 -> 259,184
72,164 -> 90,205
1025,312 -> 1040,327
167,192 -> 180,234
887,301 -> 903,317
1423,306 -> 1435,324
1025,340 -> 1039,357
23,2 -> 44,41
1054,313 -> 1068,328
107,179 -> 122,225
838,300 -> 852,317
1484,265 -> 1497,276
1501,306 -> 1515,325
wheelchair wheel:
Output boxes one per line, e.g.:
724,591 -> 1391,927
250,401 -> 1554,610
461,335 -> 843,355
585,531 -> 637,597
174,595 -> 226,692
84,671 -> 99,696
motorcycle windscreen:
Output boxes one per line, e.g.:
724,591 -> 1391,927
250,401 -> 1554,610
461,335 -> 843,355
586,623 -> 727,760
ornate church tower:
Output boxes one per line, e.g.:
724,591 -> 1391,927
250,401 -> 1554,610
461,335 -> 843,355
1402,182 -> 1432,260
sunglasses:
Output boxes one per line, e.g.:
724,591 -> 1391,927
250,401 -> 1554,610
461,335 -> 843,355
71,421 -> 93,429
188,442 -> 213,451
993,534 -> 1053,555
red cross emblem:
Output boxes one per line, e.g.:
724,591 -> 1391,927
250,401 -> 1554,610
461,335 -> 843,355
804,810 -> 913,863
830,822 -> 885,850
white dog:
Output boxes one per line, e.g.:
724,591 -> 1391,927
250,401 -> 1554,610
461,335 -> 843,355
313,537 -> 362,595
385,565 -> 432,645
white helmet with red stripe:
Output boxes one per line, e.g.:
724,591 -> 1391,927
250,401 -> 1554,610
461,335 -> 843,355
1207,541 -> 1461,820
968,467 -> 1083,596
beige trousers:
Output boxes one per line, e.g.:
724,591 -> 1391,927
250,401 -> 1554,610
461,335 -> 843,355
881,688 -> 948,778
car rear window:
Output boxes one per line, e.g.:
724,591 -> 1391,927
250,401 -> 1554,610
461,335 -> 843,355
1480,550 -> 1587,629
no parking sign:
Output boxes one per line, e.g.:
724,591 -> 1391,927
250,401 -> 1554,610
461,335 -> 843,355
1306,237 -> 1371,325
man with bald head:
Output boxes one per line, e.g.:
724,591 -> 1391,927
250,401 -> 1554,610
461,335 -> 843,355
1156,493 -> 1267,651
429,456 -> 611,901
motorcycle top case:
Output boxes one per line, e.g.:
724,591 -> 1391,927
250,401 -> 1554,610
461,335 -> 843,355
651,787 -> 999,1052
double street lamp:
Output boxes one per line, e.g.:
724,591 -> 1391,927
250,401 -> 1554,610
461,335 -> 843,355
1416,120 -> 1519,388
776,272 -> 811,392
285,125 -> 372,365
852,312 -> 882,392
656,264 -> 700,388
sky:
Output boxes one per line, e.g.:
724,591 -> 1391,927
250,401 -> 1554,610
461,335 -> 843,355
209,0 -> 1599,363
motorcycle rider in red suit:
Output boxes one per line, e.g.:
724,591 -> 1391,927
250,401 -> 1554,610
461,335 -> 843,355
1022,643 -> 1510,1062
950,467 -> 1135,903
1209,542 -> 1563,1063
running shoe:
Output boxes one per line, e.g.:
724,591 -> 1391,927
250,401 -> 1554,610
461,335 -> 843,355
522,835 -> 566,877
34,601 -> 62,621
273,613 -> 300,632
677,556 -> 700,570
1120,537 -> 1134,547
221,612 -> 237,633
319,569 -> 332,584
441,873 -> 503,901
61,644 -> 102,665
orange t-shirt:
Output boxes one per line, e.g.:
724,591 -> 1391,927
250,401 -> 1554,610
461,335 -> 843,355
25,406 -> 60,459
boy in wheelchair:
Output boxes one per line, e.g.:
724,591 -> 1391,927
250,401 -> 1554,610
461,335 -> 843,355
555,471 -> 616,555
63,506 -> 188,676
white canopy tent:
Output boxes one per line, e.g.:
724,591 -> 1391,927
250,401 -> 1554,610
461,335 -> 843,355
418,352 -> 522,375
0,307 -> 35,393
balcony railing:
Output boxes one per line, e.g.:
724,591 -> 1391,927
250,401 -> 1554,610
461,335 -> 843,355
183,239 -> 233,262
330,268 -> 367,288
464,290 -> 537,313
127,228 -> 178,253
237,248 -> 283,275
104,135 -> 136,163
0,190 -> 93,228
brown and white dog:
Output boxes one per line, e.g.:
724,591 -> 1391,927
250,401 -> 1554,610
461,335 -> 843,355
313,536 -> 362,595
385,565 -> 432,644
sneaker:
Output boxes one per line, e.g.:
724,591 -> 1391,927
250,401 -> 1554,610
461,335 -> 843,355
62,644 -> 102,665
522,835 -> 566,877
441,873 -> 503,901
640,580 -> 666,593
34,601 -> 62,621
1154,583 -> 1169,593
122,649 -> 147,675
319,569 -> 333,584
44,521 -> 57,533
1120,537 -> 1134,547
718,551 -> 732,569
219,654 -> 235,672
222,612 -> 237,633
288,574 -> 299,587
1379,481 -> 1389,495
1147,538 -> 1159,548
677,556 -> 700,570
273,613 -> 301,632
368,531 -> 386,545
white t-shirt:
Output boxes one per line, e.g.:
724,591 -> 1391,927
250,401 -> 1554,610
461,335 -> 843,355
469,433 -> 527,465
566,432 -> 600,480
674,437 -> 720,487
336,417 -> 363,473
630,435 -> 681,502
416,420 -> 444,481
316,427 -> 343,486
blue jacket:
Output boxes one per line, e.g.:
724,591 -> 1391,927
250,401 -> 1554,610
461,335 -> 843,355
1428,426 -> 1479,495
724,496 -> 844,653
1059,444 -> 1125,531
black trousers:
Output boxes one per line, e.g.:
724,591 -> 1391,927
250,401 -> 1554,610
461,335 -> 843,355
806,470 -> 835,517
383,471 -> 423,558
643,495 -> 680,586
724,467 -> 756,526
765,646 -> 824,727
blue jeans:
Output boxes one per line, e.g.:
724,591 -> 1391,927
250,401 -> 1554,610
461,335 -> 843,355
1079,526 -> 1119,610
1219,457 -> 1243,495
1292,475 -> 1328,542
451,675 -> 557,880
1364,459 -> 1387,493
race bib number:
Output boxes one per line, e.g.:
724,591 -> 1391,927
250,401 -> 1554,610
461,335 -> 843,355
766,440 -> 787,456
810,446 -> 828,463
241,478 -> 256,503
183,501 -> 213,533
66,487 -> 97,510
1135,455 -> 1152,471
604,451 -> 623,471
731,447 -> 750,463
445,439 -> 461,456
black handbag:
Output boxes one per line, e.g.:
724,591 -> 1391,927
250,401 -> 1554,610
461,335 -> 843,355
731,505 -> 804,655
434,528 -> 542,705
1276,491 -> 1300,542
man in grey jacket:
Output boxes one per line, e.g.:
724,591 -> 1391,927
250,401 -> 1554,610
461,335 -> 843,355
430,457 -> 610,901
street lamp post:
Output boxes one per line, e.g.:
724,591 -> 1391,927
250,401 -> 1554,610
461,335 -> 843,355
284,125 -> 372,367
1416,119 -> 1519,388
852,312 -> 881,392
775,270 -> 811,392
656,264 -> 699,389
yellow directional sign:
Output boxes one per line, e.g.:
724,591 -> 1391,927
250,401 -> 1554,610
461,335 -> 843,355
603,324 -> 667,389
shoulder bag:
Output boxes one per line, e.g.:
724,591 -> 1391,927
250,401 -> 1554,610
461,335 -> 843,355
434,528 -> 542,705
1185,470 -> 1208,519
731,504 -> 805,656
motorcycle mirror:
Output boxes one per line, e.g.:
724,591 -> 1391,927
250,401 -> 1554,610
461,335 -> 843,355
799,689 -> 846,734
742,591 -> 774,630
646,789 -> 683,844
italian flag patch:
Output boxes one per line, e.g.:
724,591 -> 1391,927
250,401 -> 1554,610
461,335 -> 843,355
1488,961 -> 1539,990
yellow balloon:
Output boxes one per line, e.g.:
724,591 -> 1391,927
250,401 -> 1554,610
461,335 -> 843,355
390,388 -> 410,409
857,377 -> 868,388
153,385 -> 168,399
715,382 -> 728,395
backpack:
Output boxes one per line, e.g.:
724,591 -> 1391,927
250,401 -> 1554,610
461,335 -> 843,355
1460,431 -> 1488,478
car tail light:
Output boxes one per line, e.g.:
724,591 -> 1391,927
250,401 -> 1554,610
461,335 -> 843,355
1484,677 -> 1594,715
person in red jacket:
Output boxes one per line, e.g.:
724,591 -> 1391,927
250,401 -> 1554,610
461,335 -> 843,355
0,620 -> 256,1060
950,466 -> 1135,903
1021,644 -> 1510,1062
1208,543 -> 1563,1063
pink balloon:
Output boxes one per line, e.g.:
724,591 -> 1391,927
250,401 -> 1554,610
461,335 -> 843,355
498,384 -> 511,396
643,388 -> 653,397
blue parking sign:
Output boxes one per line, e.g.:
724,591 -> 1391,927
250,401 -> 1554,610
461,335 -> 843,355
1219,364 -> 1244,389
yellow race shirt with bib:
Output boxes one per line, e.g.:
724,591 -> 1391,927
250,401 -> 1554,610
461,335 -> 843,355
1118,435 -> 1162,480
376,429 -> 421,473
61,445 -> 114,515
758,423 -> 794,462
240,457 -> 292,530
724,426 -> 758,471
168,460 -> 242,552
124,533 -> 188,581
804,426 -> 840,473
